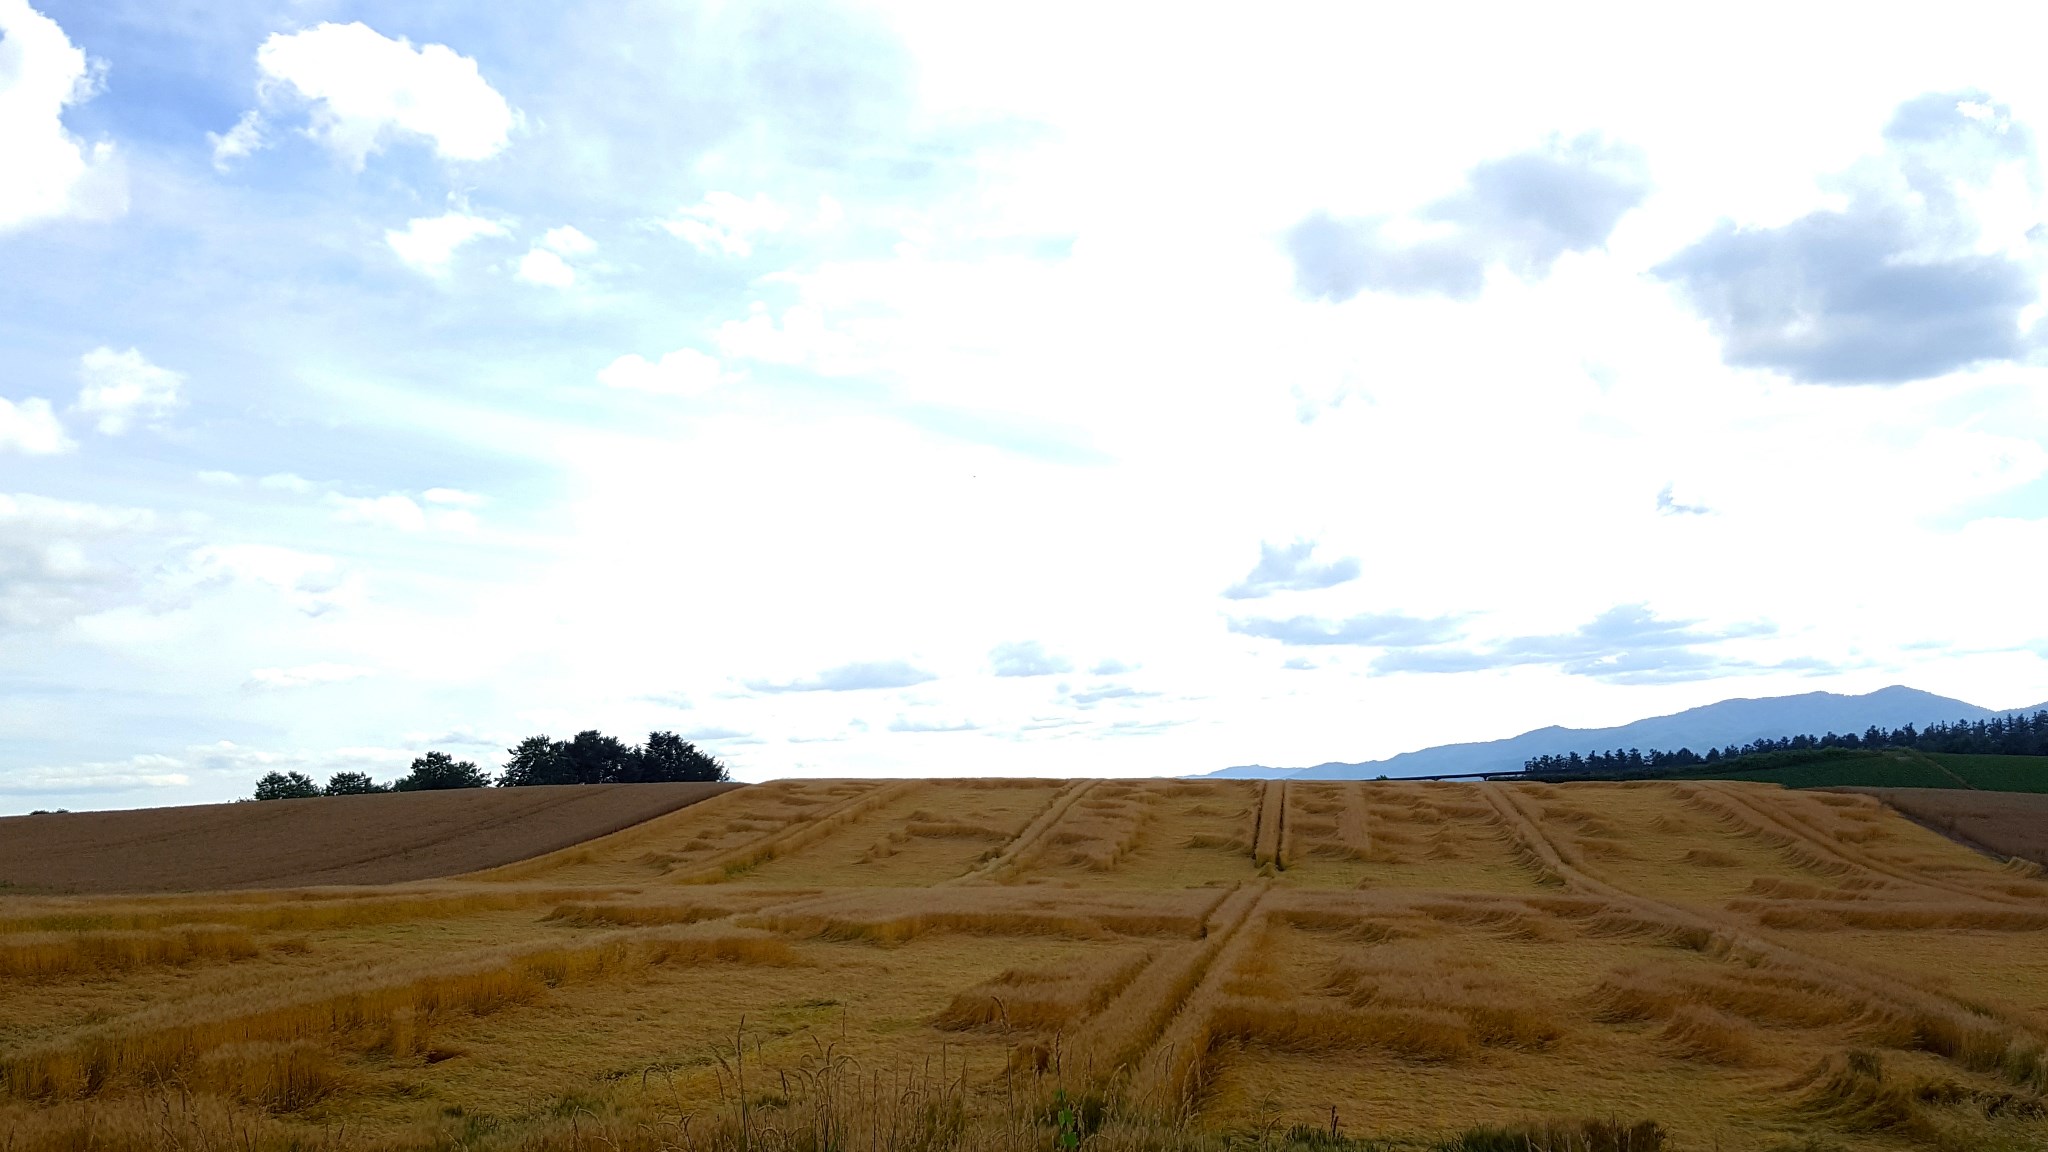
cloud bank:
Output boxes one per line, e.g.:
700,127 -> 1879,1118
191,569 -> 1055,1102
1657,91 -> 2044,385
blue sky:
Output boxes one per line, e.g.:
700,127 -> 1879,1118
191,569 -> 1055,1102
5,1 -> 2048,810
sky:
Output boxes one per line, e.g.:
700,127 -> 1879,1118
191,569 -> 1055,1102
5,2 -> 2048,812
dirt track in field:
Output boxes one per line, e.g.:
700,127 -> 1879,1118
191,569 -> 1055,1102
0,782 -> 740,893
1849,787 -> 2048,866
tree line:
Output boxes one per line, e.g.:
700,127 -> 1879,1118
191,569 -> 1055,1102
250,730 -> 727,800
1521,709 -> 2048,776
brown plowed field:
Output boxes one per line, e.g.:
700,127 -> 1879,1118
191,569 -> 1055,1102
0,782 -> 738,893
1849,786 -> 2048,866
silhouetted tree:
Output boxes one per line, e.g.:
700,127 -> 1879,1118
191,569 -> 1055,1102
564,729 -> 633,785
323,771 -> 384,795
497,735 -> 573,787
253,770 -> 320,800
631,730 -> 728,782
394,751 -> 491,791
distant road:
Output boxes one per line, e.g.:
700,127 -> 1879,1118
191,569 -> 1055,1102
0,782 -> 740,894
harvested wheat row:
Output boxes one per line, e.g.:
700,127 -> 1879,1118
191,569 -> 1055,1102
941,779 -> 1099,885
667,780 -> 923,883
0,925 -> 258,978
1060,882 -> 1267,1092
1252,781 -> 1286,868
0,926 -> 793,1099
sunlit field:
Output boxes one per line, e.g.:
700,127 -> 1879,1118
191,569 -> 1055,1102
3,778 -> 2046,1151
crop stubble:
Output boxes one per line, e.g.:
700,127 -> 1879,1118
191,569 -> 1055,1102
1,776 -> 2045,1150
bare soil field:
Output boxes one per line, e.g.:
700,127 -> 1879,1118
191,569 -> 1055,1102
1849,786 -> 2048,867
0,782 -> 738,893
2,777 -> 2045,1152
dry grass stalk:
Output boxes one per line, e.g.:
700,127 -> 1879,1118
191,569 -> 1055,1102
0,925 -> 258,978
0,926 -> 791,1099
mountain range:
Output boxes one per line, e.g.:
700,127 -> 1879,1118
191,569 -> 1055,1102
1206,685 -> 2048,781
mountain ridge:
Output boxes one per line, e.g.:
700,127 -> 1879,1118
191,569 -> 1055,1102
1208,685 -> 2048,781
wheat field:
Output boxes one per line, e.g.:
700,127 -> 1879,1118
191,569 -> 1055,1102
2,778 -> 2045,1151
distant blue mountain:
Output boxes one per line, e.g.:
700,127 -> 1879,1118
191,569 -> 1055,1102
1209,685 -> 2048,781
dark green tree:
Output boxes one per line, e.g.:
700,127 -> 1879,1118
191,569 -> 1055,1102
322,770 -> 384,795
632,730 -> 728,782
394,751 -> 491,791
564,729 -> 633,784
253,770 -> 320,800
497,735 -> 573,787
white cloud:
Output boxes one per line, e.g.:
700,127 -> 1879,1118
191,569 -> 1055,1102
74,347 -> 183,434
517,247 -> 575,288
0,0 -> 124,231
246,662 -> 374,690
258,472 -> 313,493
328,492 -> 478,533
0,492 -> 158,631
206,109 -> 265,169
715,303 -> 861,374
538,225 -> 595,256
662,192 -> 788,257
246,22 -> 516,169
330,492 -> 427,532
422,487 -> 484,507
598,348 -> 731,397
386,212 -> 507,278
0,754 -> 189,795
186,543 -> 354,616
516,226 -> 596,289
0,395 -> 71,453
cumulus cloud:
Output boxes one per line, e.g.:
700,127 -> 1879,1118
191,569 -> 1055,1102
0,395 -> 71,454
663,192 -> 789,257
186,543 -> 356,617
245,662 -> 373,690
237,22 -> 516,169
598,348 -> 731,397
744,660 -> 935,693
74,347 -> 183,434
1290,133 -> 1647,301
990,640 -> 1071,678
517,225 -> 596,288
386,211 -> 508,278
1090,658 -> 1132,676
1657,91 -> 2045,385
1223,539 -> 1361,599
0,0 -> 124,231
0,492 -> 155,630
1371,604 -> 1778,683
1229,612 -> 1460,647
